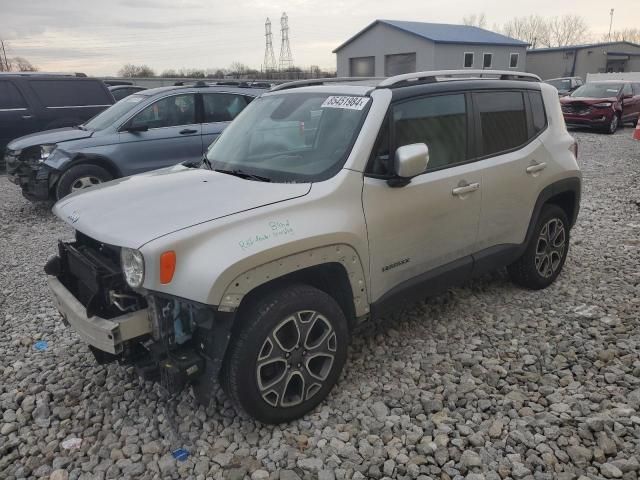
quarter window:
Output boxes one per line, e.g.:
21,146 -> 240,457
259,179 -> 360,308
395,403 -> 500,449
529,91 -> 547,134
483,53 -> 493,68
392,94 -> 468,171
633,83 -> 640,95
129,94 -> 196,129
202,93 -> 248,123
464,52 -> 474,68
509,53 -> 519,68
0,81 -> 26,109
622,83 -> 633,96
475,91 -> 528,156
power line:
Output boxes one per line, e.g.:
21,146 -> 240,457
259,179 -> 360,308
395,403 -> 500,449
279,12 -> 293,71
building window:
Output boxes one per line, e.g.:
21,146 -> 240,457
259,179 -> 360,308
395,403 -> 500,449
349,57 -> 375,77
384,53 -> 416,76
463,52 -> 474,68
509,53 -> 519,68
483,53 -> 493,69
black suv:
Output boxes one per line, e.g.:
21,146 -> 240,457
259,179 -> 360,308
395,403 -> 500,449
0,73 -> 114,168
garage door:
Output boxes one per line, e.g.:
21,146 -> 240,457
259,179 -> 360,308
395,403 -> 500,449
350,57 -> 375,77
385,53 -> 417,76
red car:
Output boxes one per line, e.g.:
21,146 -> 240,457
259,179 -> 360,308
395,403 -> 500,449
560,80 -> 640,134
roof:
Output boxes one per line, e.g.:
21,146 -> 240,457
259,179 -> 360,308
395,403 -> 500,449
528,41 -> 640,54
333,20 -> 528,52
137,84 -> 266,97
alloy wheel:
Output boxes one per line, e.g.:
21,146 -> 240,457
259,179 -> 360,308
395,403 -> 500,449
70,176 -> 102,192
535,218 -> 566,278
256,310 -> 337,408
609,115 -> 618,133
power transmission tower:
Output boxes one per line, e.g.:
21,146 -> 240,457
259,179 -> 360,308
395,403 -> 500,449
279,12 -> 293,71
0,40 -> 9,72
263,18 -> 277,72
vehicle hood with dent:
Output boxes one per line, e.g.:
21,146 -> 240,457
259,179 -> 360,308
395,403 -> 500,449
7,127 -> 93,151
53,165 -> 312,249
560,96 -> 618,105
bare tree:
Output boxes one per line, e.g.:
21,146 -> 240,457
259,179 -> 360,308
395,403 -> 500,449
501,15 -> 549,49
462,13 -> 487,29
605,28 -> 640,43
118,64 -> 155,77
546,15 -> 591,47
11,56 -> 38,72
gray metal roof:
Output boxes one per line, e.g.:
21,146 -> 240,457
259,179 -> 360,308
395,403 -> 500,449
333,20 -> 528,52
528,41 -> 640,54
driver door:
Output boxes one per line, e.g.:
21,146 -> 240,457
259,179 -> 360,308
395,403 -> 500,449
117,93 -> 202,175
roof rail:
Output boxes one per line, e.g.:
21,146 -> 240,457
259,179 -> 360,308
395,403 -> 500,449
270,77 -> 383,92
377,69 -> 541,88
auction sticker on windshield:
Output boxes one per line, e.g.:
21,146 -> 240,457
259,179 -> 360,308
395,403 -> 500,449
321,96 -> 369,110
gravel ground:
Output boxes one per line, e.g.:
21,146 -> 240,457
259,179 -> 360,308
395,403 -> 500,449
1,129 -> 639,480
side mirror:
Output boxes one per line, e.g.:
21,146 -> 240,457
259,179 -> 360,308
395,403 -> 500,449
393,143 -> 429,179
123,123 -> 148,133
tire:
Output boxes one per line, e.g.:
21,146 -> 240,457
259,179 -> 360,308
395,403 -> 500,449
605,114 -> 619,134
221,284 -> 349,424
507,204 -> 570,290
55,164 -> 113,200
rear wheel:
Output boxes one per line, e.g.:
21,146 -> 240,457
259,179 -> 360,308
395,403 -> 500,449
55,164 -> 112,200
221,284 -> 349,424
508,205 -> 570,290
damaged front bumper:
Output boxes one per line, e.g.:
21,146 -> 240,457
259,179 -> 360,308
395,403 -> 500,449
6,150 -> 59,201
46,237 -> 235,399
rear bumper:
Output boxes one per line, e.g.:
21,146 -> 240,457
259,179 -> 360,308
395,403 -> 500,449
47,276 -> 151,354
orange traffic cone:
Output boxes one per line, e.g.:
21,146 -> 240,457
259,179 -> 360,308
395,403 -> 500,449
634,120 -> 640,141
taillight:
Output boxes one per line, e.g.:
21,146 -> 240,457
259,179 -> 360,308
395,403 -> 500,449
569,141 -> 578,159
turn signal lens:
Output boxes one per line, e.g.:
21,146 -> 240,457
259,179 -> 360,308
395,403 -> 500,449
160,251 -> 176,284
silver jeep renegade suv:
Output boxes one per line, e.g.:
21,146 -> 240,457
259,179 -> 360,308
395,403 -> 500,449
46,70 -> 581,424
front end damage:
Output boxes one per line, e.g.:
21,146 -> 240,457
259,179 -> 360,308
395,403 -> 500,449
45,231 -> 234,399
6,148 -> 60,201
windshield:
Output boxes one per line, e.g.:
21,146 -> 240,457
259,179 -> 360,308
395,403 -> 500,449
547,79 -> 571,91
571,83 -> 622,98
83,94 -> 147,130
205,92 -> 370,182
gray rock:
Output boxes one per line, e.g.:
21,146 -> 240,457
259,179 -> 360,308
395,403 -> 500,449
460,450 -> 482,469
601,463 -> 623,478
298,457 -> 324,473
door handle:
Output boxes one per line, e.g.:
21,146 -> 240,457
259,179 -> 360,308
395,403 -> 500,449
179,128 -> 198,134
21,115 -> 34,120
452,182 -> 480,196
526,162 -> 547,174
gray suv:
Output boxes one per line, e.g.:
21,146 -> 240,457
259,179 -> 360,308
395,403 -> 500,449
6,84 -> 264,201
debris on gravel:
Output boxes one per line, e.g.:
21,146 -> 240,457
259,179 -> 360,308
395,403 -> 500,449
1,130 -> 639,479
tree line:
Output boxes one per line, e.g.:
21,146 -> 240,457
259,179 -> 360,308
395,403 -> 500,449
117,62 -> 335,79
462,13 -> 640,49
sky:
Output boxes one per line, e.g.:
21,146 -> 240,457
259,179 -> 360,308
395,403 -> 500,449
1,0 -> 639,76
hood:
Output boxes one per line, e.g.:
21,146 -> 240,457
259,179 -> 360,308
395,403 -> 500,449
53,165 -> 312,248
560,96 -> 618,105
8,127 -> 93,151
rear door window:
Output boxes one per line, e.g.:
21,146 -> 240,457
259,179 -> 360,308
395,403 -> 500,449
474,91 -> 528,157
633,84 -> 640,95
622,83 -> 633,96
0,81 -> 27,109
29,79 -> 112,107
202,93 -> 248,123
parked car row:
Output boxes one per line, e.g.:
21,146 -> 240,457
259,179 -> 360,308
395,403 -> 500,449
6,82 -> 265,200
36,70 -> 582,424
544,77 -> 640,134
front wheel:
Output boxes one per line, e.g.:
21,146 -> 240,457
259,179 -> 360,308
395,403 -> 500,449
55,164 -> 113,200
605,114 -> 619,134
221,284 -> 349,424
508,205 -> 570,290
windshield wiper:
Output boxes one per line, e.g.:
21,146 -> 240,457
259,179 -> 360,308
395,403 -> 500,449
214,168 -> 271,182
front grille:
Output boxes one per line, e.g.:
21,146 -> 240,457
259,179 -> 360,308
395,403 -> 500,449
562,104 -> 591,116
57,234 -> 146,318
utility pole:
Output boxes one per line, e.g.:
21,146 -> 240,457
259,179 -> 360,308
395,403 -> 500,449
608,9 -> 614,42
263,18 -> 277,73
279,12 -> 293,72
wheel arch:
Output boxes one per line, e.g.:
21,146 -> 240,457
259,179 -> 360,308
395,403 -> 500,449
217,244 -> 369,323
64,154 -> 123,179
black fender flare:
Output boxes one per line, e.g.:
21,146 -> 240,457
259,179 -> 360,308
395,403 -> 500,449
62,154 -> 123,179
522,177 -> 581,250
